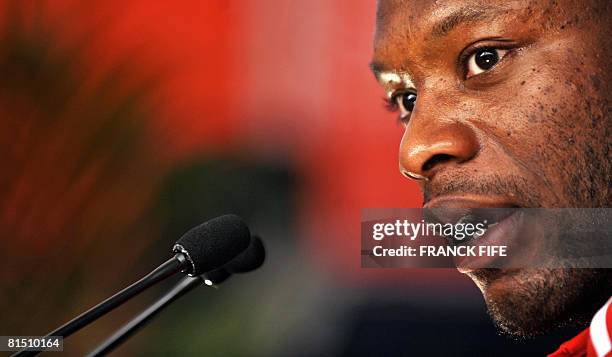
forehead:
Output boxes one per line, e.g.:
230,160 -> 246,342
372,0 -> 559,72
376,0 -> 539,30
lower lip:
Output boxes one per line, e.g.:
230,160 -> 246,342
453,211 -> 524,273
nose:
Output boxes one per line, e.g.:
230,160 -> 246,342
399,118 -> 480,180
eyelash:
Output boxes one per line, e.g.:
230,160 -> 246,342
383,96 -> 398,112
459,44 -> 513,78
383,93 -> 411,124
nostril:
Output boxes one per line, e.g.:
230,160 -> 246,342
422,153 -> 455,172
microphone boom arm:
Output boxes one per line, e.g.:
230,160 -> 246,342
86,276 -> 203,357
12,253 -> 188,357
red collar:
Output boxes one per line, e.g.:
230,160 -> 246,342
548,297 -> 612,357
548,329 -> 592,357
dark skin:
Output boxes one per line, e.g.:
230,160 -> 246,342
372,0 -> 612,337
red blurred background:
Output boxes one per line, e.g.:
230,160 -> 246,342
0,0 -> 442,279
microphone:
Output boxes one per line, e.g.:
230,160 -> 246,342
13,215 -> 250,357
223,235 -> 266,274
173,214 -> 252,275
203,236 -> 266,284
85,236 -> 266,357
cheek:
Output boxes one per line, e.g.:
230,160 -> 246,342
466,61 -> 596,205
485,58 -> 605,205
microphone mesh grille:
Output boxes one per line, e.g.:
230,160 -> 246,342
174,214 -> 250,275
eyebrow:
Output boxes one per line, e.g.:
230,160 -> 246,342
431,5 -> 505,39
369,62 -> 385,75
369,62 -> 388,83
369,62 -> 406,85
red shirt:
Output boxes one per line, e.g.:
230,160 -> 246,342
549,298 -> 612,357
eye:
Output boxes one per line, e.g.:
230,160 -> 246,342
466,47 -> 508,78
394,92 -> 417,121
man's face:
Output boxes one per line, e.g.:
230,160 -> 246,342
372,0 -> 612,337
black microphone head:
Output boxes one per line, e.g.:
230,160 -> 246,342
203,268 -> 232,285
173,214 -> 250,276
224,236 -> 266,273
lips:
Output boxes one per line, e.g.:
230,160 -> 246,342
423,195 -> 524,273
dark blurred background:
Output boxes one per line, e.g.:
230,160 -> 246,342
0,1 -> 581,356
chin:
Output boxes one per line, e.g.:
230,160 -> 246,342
466,268 -> 612,338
